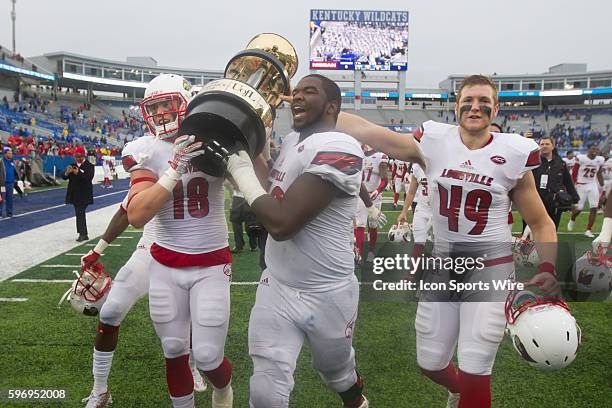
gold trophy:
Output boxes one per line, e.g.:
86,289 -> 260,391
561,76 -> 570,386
179,33 -> 298,176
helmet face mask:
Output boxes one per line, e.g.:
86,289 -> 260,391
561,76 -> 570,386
140,74 -> 193,141
65,263 -> 112,316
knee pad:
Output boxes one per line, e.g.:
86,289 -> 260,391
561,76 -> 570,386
192,344 -> 222,371
316,360 -> 357,393
249,372 -> 290,408
161,337 -> 189,359
99,298 -> 128,326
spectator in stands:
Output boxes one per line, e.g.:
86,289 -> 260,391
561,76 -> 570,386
62,145 -> 94,242
532,137 -> 579,229
1,147 -> 15,217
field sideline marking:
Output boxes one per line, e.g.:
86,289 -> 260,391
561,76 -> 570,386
0,297 -> 28,302
0,189 -> 128,221
85,243 -> 121,247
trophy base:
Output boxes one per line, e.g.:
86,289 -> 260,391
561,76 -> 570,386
179,89 -> 267,177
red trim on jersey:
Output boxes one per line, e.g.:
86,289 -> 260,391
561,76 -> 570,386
376,177 -> 388,194
482,255 -> 514,267
130,176 -> 158,187
571,163 -> 579,183
125,192 -> 139,209
413,126 -> 424,142
507,211 -> 513,225
119,204 -> 127,213
122,155 -> 138,172
482,134 -> 494,147
311,151 -> 363,175
150,243 -> 232,268
525,149 -> 541,167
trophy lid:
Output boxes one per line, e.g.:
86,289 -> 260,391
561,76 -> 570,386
244,33 -> 298,79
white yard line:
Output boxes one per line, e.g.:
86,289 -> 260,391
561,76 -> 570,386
40,265 -> 80,268
0,204 -> 122,281
0,297 -> 28,302
85,243 -> 121,247
11,279 -> 73,283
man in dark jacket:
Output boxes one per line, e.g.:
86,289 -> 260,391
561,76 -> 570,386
533,137 -> 579,229
1,147 -> 15,217
62,145 -> 94,241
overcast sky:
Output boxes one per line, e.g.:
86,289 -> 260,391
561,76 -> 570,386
0,0 -> 609,88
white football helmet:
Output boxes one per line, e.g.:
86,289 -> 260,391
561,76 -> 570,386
573,247 -> 612,297
388,223 -> 412,243
512,236 -> 539,267
505,290 -> 581,371
58,263 -> 112,316
140,73 -> 193,140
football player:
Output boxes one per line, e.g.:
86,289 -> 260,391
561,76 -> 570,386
123,74 -> 233,408
593,189 -> 612,252
391,158 -> 409,209
226,74 -> 368,408
397,162 -> 432,262
568,144 -> 605,237
355,145 -> 388,262
336,75 -> 559,408
80,197 -> 206,407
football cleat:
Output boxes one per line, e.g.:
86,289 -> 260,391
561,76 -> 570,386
446,391 -> 460,408
567,220 -> 575,231
366,251 -> 376,263
212,384 -> 233,408
505,290 -> 581,371
572,247 -> 612,299
584,230 -> 595,238
82,390 -> 112,408
58,263 -> 112,316
192,366 -> 208,392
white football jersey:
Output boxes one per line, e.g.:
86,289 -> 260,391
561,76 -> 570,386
563,157 -> 576,169
602,158 -> 612,182
575,154 -> 604,185
122,135 -> 228,254
411,163 -> 430,208
394,160 -> 409,181
265,131 -> 364,289
362,151 -> 388,192
415,121 -> 540,249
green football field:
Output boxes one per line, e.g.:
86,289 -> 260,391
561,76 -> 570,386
1,193 -> 610,407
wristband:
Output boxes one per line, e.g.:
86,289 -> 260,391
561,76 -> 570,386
538,261 -> 556,276
158,167 -> 180,192
94,239 -> 109,255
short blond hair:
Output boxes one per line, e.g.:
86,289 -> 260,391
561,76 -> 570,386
457,75 -> 498,105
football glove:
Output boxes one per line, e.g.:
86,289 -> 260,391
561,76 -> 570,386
81,239 -> 109,268
367,205 -> 387,229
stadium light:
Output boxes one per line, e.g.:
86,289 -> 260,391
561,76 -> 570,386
11,0 -> 16,54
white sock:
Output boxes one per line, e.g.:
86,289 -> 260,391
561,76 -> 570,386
213,379 -> 232,394
92,348 -> 114,394
170,392 -> 194,408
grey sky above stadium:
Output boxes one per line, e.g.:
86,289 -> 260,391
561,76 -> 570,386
0,0 -> 609,88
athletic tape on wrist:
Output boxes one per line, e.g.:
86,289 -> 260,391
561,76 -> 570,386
94,239 -> 109,255
158,168 -> 180,192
